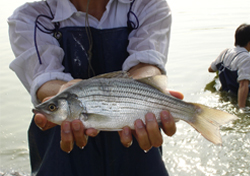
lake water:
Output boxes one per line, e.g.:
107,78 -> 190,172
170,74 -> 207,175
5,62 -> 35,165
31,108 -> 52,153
0,0 -> 249,175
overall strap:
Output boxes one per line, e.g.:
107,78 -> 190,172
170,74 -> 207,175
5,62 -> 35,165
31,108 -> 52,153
223,49 -> 248,68
34,1 -> 60,64
127,0 -> 139,31
228,50 -> 249,65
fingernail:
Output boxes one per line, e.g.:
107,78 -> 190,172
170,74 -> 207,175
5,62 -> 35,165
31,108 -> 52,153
60,140 -> 72,153
38,126 -> 44,131
126,141 -> 133,148
146,113 -> 155,122
72,121 -> 81,131
135,120 -> 144,129
63,122 -> 71,133
144,148 -> 151,153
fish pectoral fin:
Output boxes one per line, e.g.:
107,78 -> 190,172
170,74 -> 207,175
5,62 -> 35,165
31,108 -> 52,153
91,71 -> 131,79
80,113 -> 123,131
81,113 -> 112,122
137,75 -> 169,95
187,103 -> 238,145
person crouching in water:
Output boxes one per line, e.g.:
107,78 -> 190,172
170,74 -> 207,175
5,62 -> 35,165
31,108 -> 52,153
208,24 -> 250,109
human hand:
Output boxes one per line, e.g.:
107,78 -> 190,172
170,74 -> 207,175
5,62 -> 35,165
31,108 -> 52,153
35,113 -> 99,152
34,79 -> 99,153
118,90 -> 183,151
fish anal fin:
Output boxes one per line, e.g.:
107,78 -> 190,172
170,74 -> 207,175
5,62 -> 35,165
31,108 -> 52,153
186,103 -> 237,145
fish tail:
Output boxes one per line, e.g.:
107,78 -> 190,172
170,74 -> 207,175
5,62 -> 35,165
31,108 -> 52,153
186,103 -> 237,145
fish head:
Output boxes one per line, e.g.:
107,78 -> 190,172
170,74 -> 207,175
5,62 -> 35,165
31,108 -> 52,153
33,96 -> 70,125
32,92 -> 84,125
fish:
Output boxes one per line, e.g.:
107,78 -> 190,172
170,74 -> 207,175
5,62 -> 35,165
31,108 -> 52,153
33,71 -> 237,145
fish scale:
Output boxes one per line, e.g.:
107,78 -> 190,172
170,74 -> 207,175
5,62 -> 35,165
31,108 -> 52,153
79,78 -> 195,121
82,81 -> 168,108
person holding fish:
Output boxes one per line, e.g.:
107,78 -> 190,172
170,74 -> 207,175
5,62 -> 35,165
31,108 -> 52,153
8,0 -> 184,175
208,24 -> 250,109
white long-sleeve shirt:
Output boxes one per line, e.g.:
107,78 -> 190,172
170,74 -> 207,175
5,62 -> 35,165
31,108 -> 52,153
210,46 -> 250,82
8,0 -> 172,105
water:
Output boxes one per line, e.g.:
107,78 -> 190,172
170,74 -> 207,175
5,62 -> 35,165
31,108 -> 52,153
0,0 -> 249,175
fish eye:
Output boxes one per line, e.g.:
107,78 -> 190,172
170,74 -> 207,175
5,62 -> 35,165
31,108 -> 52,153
48,104 -> 57,112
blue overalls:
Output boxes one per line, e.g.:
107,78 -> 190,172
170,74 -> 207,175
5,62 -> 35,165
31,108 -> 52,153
216,49 -> 250,95
29,1 -> 169,176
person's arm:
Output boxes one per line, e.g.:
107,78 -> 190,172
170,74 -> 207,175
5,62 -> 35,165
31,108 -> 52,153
8,2 -> 73,106
36,80 -> 66,102
208,49 -> 229,74
122,0 -> 171,75
208,66 -> 216,73
238,79 -> 249,108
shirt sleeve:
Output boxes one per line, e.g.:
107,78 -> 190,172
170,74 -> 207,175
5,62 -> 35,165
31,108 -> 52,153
122,0 -> 172,74
210,49 -> 229,71
237,54 -> 250,82
8,2 -> 73,105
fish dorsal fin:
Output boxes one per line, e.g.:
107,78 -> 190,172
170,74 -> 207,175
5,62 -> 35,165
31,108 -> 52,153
91,71 -> 131,79
92,71 -> 169,95
137,75 -> 169,95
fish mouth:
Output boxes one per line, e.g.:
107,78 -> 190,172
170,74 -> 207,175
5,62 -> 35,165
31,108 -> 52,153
32,109 -> 50,120
32,108 -> 44,115
32,109 -> 39,114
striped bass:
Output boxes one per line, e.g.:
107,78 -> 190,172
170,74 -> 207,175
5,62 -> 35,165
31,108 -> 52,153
33,71 -> 237,145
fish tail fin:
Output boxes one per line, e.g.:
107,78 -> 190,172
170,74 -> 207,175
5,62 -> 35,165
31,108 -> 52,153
186,103 -> 237,145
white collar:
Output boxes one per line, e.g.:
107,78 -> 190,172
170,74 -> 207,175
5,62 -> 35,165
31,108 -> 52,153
47,0 -> 132,22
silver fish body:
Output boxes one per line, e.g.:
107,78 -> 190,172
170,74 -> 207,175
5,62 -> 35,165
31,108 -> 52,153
33,71 -> 237,145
